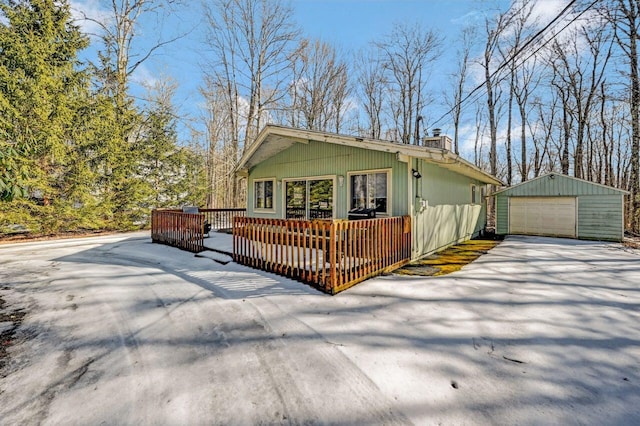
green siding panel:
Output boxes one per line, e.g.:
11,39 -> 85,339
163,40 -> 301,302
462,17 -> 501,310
413,160 -> 487,257
247,140 -> 408,218
496,195 -> 509,235
578,195 -> 623,241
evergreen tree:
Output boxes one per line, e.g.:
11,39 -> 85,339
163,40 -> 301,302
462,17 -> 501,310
138,80 -> 207,212
0,0 -> 89,231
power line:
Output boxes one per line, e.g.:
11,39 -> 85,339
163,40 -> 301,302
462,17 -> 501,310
492,0 -> 579,81
505,0 -> 601,76
432,0 -> 578,127
454,0 -> 601,123
430,0 -> 599,129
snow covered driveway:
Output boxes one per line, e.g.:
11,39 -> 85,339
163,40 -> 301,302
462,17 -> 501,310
1,234 -> 639,424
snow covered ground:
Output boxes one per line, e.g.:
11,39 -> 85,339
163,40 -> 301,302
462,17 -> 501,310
1,233 -> 639,424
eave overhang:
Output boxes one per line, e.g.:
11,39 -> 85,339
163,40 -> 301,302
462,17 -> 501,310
236,125 -> 503,186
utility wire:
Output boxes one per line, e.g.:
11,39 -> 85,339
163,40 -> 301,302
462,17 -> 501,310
437,0 -> 601,128
431,0 -> 599,128
505,0 -> 601,76
432,0 -> 579,127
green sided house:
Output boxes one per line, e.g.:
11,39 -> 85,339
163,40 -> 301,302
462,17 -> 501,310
237,125 -> 502,261
494,173 -> 628,242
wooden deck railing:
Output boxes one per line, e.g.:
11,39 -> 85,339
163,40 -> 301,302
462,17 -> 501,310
151,208 -> 247,252
200,208 -> 246,230
233,216 -> 411,294
151,209 -> 206,252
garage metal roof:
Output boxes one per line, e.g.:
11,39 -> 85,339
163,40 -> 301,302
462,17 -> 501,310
493,173 -> 629,197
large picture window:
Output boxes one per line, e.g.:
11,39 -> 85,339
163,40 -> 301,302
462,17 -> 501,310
254,179 -> 274,210
350,171 -> 389,215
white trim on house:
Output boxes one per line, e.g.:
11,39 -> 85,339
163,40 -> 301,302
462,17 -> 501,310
622,194 -> 626,241
253,177 -> 276,213
346,168 -> 393,217
407,157 -> 414,215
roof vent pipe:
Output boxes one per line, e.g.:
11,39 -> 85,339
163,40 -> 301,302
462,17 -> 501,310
432,128 -> 441,137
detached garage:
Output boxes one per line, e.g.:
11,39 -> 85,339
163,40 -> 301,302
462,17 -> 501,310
495,173 -> 628,242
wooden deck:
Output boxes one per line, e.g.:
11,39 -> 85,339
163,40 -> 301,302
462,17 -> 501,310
151,209 -> 411,294
233,216 -> 411,294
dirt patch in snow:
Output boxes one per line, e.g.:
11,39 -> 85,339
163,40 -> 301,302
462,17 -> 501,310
0,290 -> 27,377
624,236 -> 640,249
395,238 -> 501,276
0,230 -> 134,245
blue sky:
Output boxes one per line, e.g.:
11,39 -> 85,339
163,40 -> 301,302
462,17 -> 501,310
69,0 -> 568,152
292,0 -> 482,48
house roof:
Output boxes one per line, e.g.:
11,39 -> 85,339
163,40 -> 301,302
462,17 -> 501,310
237,125 -> 503,185
492,173 -> 630,196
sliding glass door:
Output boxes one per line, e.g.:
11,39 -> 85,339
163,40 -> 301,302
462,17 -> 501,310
286,178 -> 333,219
285,180 -> 307,219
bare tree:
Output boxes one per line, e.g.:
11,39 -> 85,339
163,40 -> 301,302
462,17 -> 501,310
548,24 -> 613,179
78,0 -> 183,102
202,0 -> 241,205
446,25 -> 476,154
529,95 -> 555,178
355,49 -> 386,139
480,9 -> 513,178
200,78 -> 234,208
474,102 -> 488,168
607,0 -> 639,231
499,0 -> 536,184
204,0 -> 299,149
599,82 -> 613,185
549,54 -> 574,175
511,53 -> 541,182
330,61 -> 351,133
288,39 -> 350,132
203,0 -> 298,206
374,22 -> 441,144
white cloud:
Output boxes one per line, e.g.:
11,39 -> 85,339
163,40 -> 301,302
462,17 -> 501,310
530,0 -> 568,24
457,119 -> 528,159
458,122 -> 487,157
341,96 -> 360,115
450,11 -> 484,26
68,0 -> 112,37
132,64 -> 160,88
525,0 -> 601,48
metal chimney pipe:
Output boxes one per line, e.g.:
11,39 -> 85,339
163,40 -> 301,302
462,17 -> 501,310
415,116 -> 423,145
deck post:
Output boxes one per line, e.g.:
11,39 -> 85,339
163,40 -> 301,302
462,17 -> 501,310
329,220 -> 337,294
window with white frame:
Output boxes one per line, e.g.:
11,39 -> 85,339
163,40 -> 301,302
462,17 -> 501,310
471,184 -> 478,204
349,170 -> 390,215
254,179 -> 274,210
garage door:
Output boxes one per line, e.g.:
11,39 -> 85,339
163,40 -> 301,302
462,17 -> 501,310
509,197 -> 576,238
